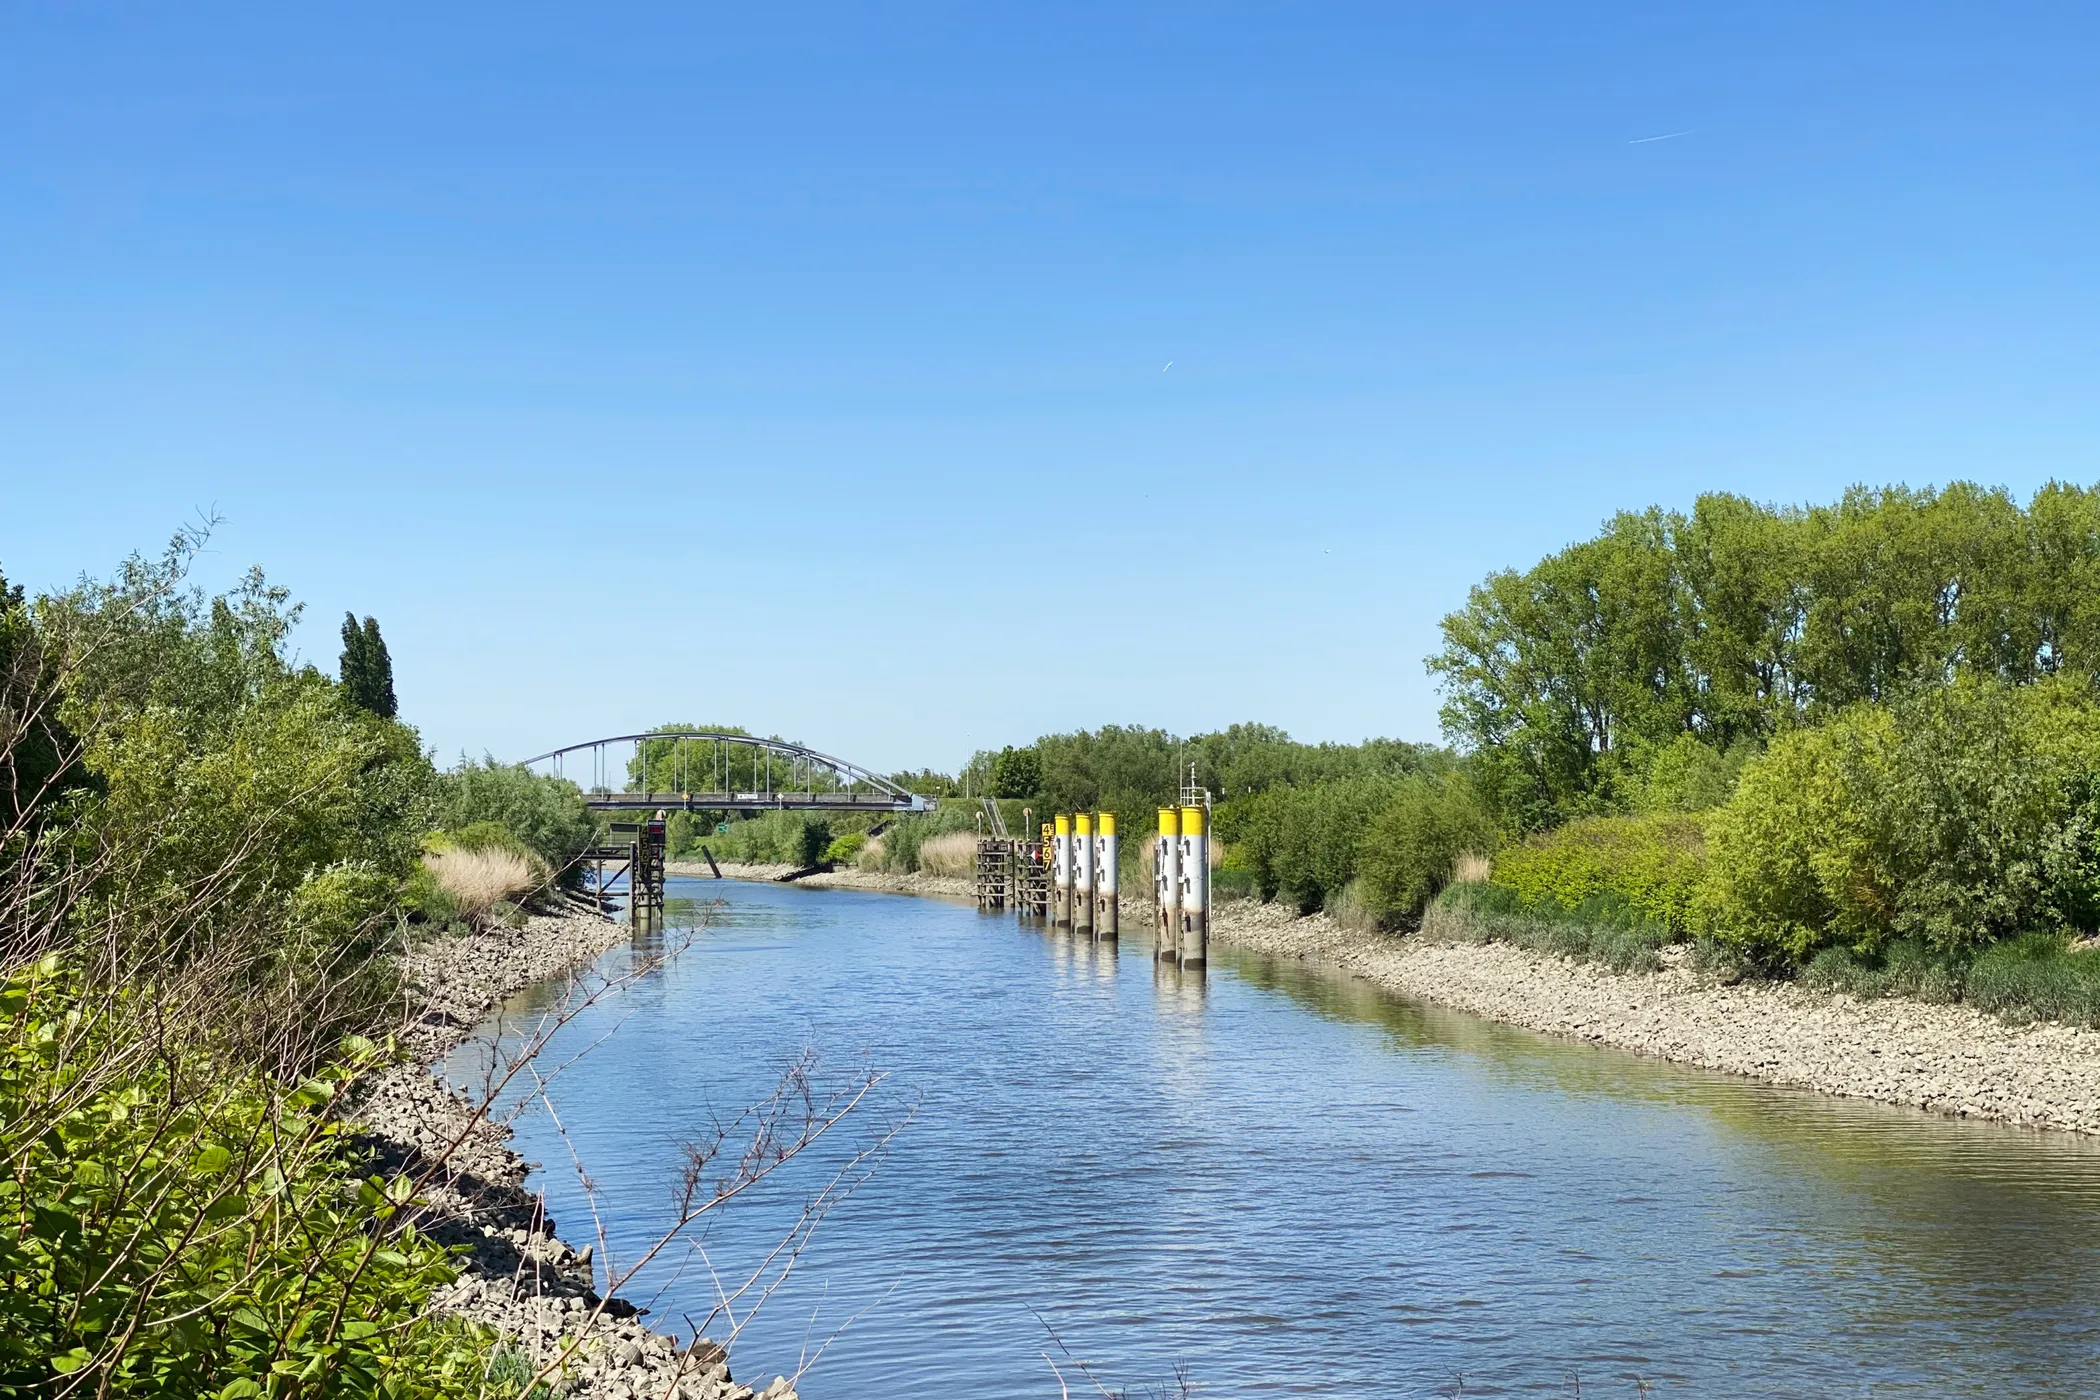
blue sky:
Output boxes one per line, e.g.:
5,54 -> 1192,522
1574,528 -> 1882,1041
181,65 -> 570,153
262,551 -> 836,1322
4,4 -> 2096,773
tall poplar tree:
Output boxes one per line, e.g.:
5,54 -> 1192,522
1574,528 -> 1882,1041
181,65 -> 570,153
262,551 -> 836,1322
339,612 -> 398,719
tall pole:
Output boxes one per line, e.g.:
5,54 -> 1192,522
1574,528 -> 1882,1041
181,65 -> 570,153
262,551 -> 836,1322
1074,812 -> 1096,938
1097,812 -> 1119,940
1156,807 -> 1181,959
1178,802 -> 1208,968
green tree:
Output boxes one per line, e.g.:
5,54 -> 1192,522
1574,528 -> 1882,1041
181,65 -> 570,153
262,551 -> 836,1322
338,612 -> 398,719
1432,481 -> 2100,828
989,745 -> 1041,798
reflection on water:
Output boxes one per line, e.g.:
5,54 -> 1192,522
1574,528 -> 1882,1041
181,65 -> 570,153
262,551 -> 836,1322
452,878 -> 2100,1399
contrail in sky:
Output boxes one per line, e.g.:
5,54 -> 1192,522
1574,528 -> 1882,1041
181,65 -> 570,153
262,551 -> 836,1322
1629,129 -> 1695,144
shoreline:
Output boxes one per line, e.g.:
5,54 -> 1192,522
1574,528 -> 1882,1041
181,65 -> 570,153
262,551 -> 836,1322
681,862 -> 2100,1137
353,913 -> 796,1400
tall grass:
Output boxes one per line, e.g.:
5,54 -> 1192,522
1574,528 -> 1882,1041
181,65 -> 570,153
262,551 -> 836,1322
1806,932 -> 2100,1026
422,845 -> 539,920
1423,882 -> 1668,973
915,831 -> 979,878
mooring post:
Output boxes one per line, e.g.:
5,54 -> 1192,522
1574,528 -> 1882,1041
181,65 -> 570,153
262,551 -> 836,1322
1096,811 -> 1118,940
626,840 -> 641,928
1074,813 -> 1096,937
1052,814 -> 1072,927
1156,807 -> 1181,959
1177,803 -> 1208,968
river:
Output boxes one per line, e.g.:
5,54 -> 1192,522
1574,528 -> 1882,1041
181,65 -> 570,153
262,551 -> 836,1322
453,875 -> 2100,1398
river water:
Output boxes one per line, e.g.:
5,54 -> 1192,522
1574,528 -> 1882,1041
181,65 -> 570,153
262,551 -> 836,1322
457,876 -> 2100,1398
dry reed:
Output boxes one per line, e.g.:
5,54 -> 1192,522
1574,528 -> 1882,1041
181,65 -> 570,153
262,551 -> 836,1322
424,846 -> 540,917
1452,852 -> 1493,885
915,831 -> 979,878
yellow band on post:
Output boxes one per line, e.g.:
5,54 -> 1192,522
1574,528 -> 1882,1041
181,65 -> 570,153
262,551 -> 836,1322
1158,807 -> 1179,836
1098,812 -> 1115,836
1179,804 -> 1206,836
1075,812 -> 1093,836
1054,814 -> 1071,835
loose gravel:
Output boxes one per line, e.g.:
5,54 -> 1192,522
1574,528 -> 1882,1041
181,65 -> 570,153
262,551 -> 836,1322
351,914 -> 800,1400
1209,898 -> 2100,1137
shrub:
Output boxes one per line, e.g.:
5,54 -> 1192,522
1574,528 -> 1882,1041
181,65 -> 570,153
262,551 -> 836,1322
1702,677 -> 2100,961
1629,733 -> 1752,813
823,831 -> 867,866
435,759 -> 595,882
1490,813 -> 1707,936
1355,776 -> 1496,924
706,811 -> 834,867
855,803 -> 981,873
1217,777 -> 1398,914
0,959 -> 490,1393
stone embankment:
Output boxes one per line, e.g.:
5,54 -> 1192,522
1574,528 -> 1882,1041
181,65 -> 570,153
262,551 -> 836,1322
353,914 -> 798,1400
1209,899 -> 2100,1137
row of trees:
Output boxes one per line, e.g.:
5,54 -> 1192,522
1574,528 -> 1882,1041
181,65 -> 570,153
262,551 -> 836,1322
1428,480 -> 2100,992
1433,482 -> 2100,828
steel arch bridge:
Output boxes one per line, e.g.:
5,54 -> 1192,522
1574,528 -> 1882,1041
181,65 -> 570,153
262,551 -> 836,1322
520,730 -> 934,814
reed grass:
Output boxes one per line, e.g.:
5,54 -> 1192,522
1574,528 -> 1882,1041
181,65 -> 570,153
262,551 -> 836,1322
915,831 -> 979,878
422,845 -> 541,918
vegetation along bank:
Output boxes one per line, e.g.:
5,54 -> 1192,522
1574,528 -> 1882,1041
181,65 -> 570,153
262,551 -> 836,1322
0,534 -> 804,1397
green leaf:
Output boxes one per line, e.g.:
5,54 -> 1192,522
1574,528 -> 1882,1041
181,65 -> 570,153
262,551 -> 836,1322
194,1143 -> 233,1173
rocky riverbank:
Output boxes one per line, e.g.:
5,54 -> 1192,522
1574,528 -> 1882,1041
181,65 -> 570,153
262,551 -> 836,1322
352,913 -> 799,1400
1209,899 -> 2100,1137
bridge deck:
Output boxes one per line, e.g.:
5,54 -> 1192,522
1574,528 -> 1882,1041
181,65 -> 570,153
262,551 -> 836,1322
585,790 -> 931,813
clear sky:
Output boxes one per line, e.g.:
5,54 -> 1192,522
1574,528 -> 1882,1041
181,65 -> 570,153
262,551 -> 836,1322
4,4 -> 2096,773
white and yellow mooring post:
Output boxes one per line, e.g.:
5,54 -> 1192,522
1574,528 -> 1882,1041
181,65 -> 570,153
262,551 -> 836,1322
1096,812 -> 1119,940
1178,803 -> 1209,968
1156,807 -> 1181,958
1073,812 -> 1096,937
1052,814 -> 1073,927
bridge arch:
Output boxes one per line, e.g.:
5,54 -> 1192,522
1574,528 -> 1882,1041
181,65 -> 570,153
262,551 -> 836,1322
520,729 -> 933,813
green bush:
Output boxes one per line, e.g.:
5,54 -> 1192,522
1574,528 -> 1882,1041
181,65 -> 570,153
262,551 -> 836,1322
823,831 -> 867,866
708,810 -> 839,867
1702,677 -> 2100,961
0,959 -> 491,1394
1628,733 -> 1752,814
1490,813 -> 1707,937
1216,777 -> 1398,914
435,760 -> 595,883
1355,776 -> 1496,924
